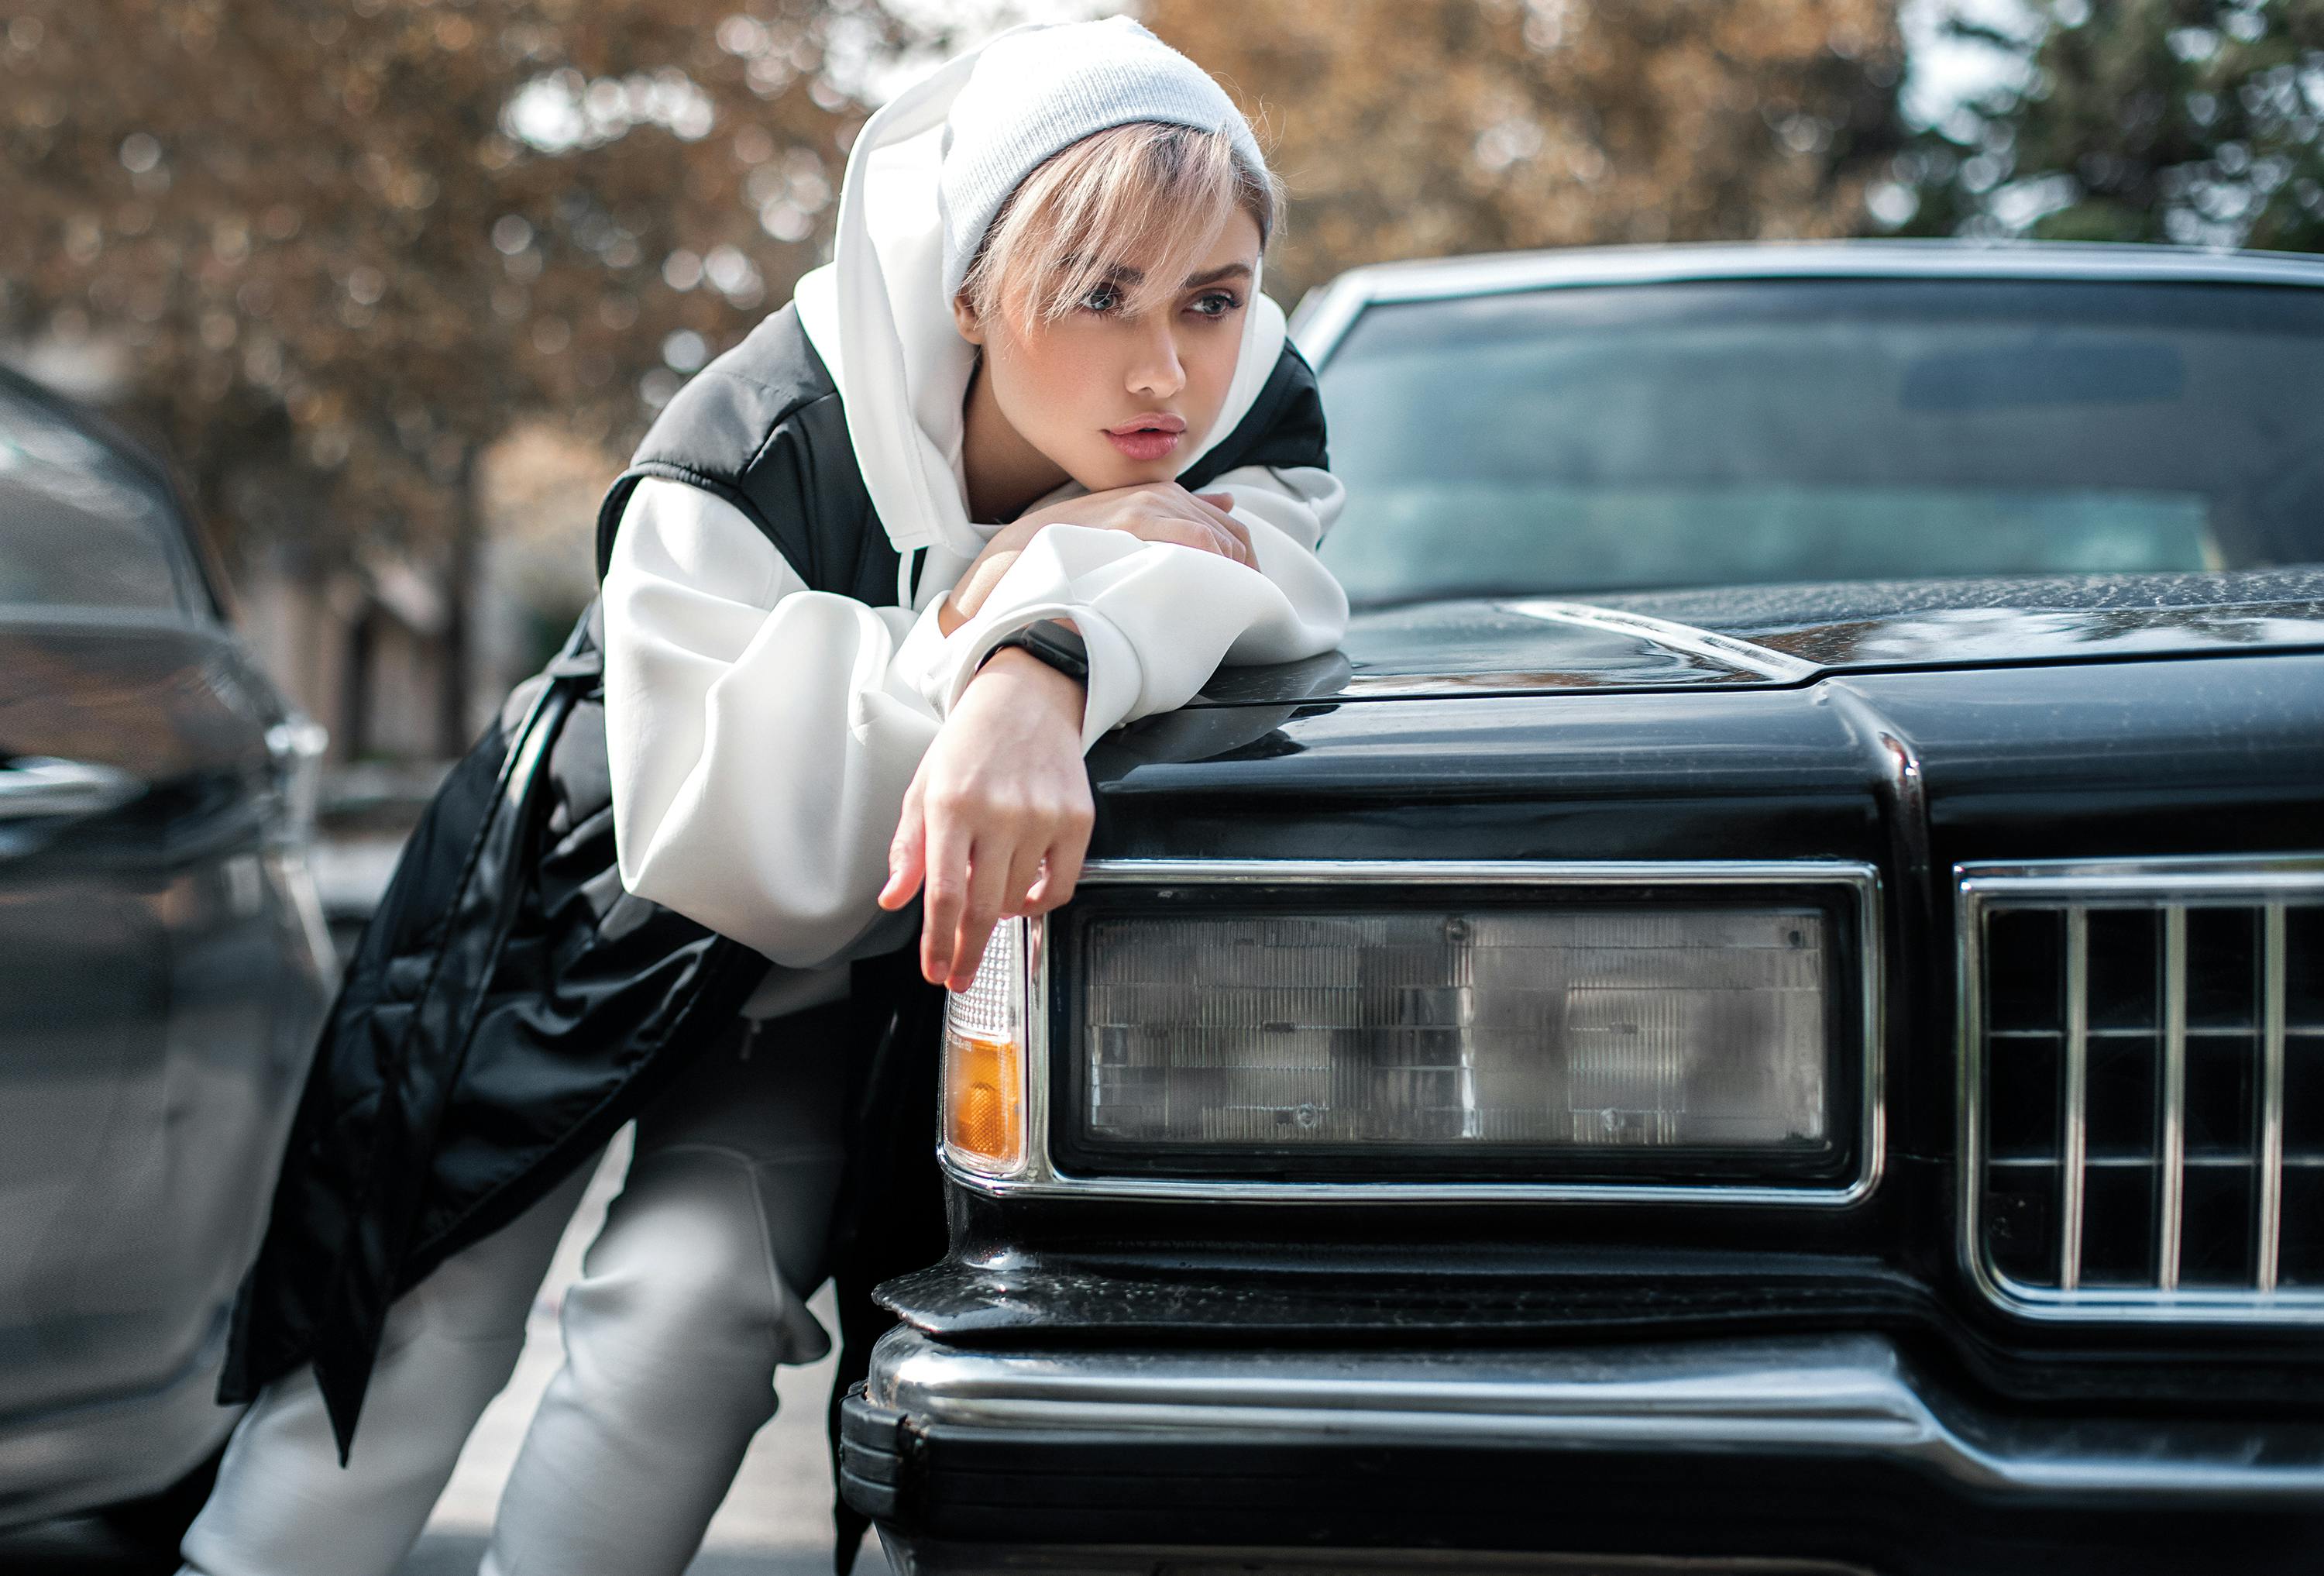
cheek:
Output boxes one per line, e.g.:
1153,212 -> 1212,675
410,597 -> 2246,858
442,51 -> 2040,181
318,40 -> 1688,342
990,335 -> 1108,439
1184,331 -> 1244,422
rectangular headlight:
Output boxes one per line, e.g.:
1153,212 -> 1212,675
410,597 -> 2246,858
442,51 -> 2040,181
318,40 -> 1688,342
1050,881 -> 1869,1187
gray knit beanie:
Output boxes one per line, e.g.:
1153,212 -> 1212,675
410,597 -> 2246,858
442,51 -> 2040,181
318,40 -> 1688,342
936,17 -> 1267,300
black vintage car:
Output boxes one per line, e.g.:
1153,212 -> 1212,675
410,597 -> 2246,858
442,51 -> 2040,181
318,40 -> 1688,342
0,367 -> 332,1534
839,243 -> 2324,1575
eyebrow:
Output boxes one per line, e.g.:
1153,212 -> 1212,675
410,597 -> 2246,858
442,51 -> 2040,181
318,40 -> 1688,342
1094,261 -> 1255,289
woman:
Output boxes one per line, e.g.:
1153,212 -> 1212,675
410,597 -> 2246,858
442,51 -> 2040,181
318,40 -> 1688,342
183,18 -> 1344,1575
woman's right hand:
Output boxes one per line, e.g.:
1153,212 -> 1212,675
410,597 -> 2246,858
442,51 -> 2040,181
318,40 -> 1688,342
876,648 -> 1095,989
940,481 -> 1255,632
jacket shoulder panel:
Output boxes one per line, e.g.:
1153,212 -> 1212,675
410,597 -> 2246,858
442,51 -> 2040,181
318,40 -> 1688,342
593,305 -> 848,583
1182,338 -> 1329,489
650,303 -> 833,464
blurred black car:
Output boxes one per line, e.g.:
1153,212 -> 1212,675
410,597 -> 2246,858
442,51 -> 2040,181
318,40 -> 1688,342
0,366 -> 332,1532
841,243 -> 2324,1575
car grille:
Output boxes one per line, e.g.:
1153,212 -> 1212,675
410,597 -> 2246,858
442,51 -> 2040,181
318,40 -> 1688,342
1960,859 -> 2324,1319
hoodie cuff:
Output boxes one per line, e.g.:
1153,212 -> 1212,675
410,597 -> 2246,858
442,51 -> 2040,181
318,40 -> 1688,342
930,601 -> 1142,753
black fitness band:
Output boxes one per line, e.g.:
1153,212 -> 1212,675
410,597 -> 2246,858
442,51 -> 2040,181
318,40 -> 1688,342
977,618 -> 1090,683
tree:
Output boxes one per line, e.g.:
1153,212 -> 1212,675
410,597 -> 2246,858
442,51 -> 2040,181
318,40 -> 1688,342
1,0 -> 896,749
1143,0 -> 1910,305
1899,0 -> 2324,250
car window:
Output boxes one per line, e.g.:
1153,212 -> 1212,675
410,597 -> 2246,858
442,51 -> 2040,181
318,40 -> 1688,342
0,384 -> 209,616
1316,278 -> 2324,606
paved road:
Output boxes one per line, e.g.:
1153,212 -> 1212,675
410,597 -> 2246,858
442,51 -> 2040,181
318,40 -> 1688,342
1,1139 -> 892,1575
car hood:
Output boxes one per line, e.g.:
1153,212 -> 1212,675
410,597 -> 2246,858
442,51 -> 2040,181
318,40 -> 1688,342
1189,566 -> 2324,707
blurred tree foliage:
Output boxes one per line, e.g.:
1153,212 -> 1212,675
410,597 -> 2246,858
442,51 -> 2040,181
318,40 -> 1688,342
0,0 -> 892,576
1143,0 -> 1910,305
1900,1 -> 2324,249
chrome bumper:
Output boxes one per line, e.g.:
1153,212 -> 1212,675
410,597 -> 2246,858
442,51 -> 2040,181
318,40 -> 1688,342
866,1326 -> 2324,1504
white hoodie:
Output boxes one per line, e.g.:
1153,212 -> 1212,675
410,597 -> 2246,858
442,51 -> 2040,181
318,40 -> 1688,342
600,28 -> 1349,992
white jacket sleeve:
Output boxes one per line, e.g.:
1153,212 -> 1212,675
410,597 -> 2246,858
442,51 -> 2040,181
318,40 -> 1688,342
602,478 -> 944,966
923,464 -> 1350,749
602,467 -> 1349,963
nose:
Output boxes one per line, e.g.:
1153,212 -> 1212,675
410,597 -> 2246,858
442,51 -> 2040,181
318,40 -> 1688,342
1125,311 -> 1185,401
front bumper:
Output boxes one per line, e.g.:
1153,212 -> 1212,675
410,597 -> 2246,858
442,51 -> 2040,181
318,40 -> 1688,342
842,1327 -> 2324,1575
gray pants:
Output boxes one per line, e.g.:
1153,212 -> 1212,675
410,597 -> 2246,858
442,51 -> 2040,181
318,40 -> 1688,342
180,1007 -> 850,1576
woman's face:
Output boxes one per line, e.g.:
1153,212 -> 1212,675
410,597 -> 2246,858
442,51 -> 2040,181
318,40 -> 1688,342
955,209 -> 1263,495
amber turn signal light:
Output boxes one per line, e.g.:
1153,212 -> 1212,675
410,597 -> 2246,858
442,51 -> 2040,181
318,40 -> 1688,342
941,919 -> 1029,1176
944,1033 -> 1024,1172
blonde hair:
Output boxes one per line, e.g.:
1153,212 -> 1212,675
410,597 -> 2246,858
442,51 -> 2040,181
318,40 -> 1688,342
959,120 -> 1282,334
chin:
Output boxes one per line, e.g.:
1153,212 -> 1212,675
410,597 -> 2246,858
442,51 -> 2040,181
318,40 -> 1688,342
1074,455 -> 1174,494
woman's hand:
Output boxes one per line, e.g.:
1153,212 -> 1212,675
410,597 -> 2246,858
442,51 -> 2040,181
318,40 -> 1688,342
939,482 -> 1254,634
877,648 -> 1095,989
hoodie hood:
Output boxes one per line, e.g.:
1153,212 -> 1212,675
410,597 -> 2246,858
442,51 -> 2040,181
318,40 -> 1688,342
791,20 -> 1286,568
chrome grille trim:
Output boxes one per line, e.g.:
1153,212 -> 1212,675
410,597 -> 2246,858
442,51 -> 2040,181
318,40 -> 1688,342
2157,905 -> 2188,1292
1958,855 -> 2324,1325
2058,907 -> 2088,1292
2260,903 -> 2288,1293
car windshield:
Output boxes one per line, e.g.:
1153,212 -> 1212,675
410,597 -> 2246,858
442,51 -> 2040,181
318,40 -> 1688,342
1314,276 -> 2324,607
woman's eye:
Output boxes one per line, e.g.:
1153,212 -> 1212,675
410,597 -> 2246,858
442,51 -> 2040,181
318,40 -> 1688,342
1188,291 -> 1243,319
1079,283 -> 1124,314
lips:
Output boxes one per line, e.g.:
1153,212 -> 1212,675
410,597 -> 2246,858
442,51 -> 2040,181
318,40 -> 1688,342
1105,411 -> 1186,463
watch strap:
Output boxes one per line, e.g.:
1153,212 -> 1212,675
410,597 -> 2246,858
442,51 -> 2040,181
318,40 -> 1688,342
978,618 -> 1090,684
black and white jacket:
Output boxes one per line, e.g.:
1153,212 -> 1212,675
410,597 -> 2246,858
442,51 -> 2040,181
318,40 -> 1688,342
221,294 -> 1341,1458
224,38 -> 1346,1462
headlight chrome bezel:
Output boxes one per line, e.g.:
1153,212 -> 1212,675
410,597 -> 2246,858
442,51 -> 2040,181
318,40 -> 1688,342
940,859 -> 1884,1207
